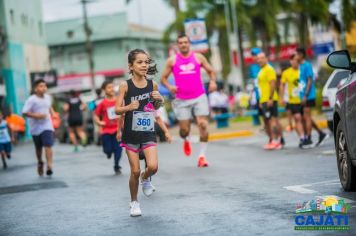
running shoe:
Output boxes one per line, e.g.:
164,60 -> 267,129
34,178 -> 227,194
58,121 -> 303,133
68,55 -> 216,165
46,169 -> 53,176
300,138 -> 313,149
6,153 -> 11,159
281,137 -> 286,146
74,146 -> 79,152
130,201 -> 142,217
264,141 -> 282,150
114,166 -> 122,175
197,156 -> 209,167
316,132 -> 329,147
37,162 -> 44,176
183,140 -> 192,157
141,173 -> 155,197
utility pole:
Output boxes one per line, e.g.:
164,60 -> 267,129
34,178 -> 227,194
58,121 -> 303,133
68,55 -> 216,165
81,0 -> 96,95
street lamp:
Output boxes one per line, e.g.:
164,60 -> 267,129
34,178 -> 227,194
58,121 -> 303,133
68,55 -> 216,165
80,0 -> 96,95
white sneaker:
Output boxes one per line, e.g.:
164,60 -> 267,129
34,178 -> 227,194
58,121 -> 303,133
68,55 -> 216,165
141,177 -> 155,197
130,201 -> 142,217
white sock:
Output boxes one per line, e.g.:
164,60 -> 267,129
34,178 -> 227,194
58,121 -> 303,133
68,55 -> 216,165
199,142 -> 208,157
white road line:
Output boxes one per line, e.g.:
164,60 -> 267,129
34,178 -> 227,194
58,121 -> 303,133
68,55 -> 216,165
283,179 -> 340,194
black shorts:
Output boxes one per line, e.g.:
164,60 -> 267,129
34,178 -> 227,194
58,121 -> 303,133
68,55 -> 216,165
261,101 -> 278,120
32,130 -> 55,149
285,103 -> 291,111
0,142 -> 11,153
303,99 -> 316,108
68,119 -> 83,128
288,103 -> 302,115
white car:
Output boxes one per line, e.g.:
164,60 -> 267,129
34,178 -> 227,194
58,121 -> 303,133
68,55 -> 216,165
321,69 -> 350,131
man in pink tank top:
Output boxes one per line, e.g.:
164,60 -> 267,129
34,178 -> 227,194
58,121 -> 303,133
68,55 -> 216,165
161,35 -> 217,167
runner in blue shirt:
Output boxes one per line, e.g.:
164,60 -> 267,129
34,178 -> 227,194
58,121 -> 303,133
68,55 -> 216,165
296,48 -> 328,147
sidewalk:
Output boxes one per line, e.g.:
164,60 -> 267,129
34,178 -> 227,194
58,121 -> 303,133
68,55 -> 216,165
168,114 -> 328,141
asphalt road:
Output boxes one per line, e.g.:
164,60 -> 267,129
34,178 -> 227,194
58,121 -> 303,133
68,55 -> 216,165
0,129 -> 355,236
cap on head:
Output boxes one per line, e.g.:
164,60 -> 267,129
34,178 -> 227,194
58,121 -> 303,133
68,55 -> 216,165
251,47 -> 262,56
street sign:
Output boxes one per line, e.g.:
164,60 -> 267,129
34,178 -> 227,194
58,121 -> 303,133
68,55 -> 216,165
184,18 -> 209,52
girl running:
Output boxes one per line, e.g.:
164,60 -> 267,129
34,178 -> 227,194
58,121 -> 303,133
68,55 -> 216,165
115,49 -> 164,217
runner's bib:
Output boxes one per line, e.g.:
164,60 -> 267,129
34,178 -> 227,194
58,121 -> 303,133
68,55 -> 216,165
132,111 -> 154,132
107,106 -> 119,120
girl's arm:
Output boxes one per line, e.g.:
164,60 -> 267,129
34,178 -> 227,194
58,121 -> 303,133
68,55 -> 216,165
155,116 -> 172,143
116,115 -> 123,141
115,81 -> 139,115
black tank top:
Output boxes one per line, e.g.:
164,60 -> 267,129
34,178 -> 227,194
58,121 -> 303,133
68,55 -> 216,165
122,79 -> 156,144
67,97 -> 83,122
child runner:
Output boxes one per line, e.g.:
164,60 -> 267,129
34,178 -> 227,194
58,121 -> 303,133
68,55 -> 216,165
115,49 -> 164,217
94,80 -> 123,175
23,79 -> 56,176
0,111 -> 13,169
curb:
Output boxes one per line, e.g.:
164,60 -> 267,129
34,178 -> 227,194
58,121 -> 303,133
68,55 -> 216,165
209,130 -> 254,141
316,120 -> 328,129
207,119 -> 328,142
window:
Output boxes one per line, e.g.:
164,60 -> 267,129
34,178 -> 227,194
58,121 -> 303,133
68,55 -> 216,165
38,21 -> 43,36
9,9 -> 15,25
21,14 -> 28,26
328,71 -> 350,89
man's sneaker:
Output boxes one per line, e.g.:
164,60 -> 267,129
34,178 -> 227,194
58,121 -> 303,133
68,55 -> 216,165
73,146 -> 80,152
183,140 -> 192,157
46,169 -> 53,176
197,156 -> 209,167
273,142 -> 282,150
263,141 -> 272,150
300,138 -> 313,149
106,153 -> 112,159
264,141 -> 282,150
141,173 -> 155,197
130,201 -> 142,217
280,137 -> 286,146
114,166 -> 122,175
37,162 -> 44,176
316,132 -> 329,147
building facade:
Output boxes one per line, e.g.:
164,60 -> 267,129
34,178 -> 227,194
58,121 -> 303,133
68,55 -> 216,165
0,0 -> 50,114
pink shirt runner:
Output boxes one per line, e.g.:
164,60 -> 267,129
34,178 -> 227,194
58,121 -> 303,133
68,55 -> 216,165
172,52 -> 205,100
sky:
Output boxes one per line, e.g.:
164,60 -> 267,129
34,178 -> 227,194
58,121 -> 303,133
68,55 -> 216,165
41,0 -> 176,31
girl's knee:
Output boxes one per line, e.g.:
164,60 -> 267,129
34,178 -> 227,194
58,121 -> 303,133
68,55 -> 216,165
131,169 -> 141,178
147,165 -> 158,174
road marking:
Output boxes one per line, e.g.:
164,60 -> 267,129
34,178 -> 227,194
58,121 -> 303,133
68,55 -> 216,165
283,179 -> 340,194
321,150 -> 335,155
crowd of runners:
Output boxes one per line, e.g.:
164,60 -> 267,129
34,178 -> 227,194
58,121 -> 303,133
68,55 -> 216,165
0,35 -> 328,217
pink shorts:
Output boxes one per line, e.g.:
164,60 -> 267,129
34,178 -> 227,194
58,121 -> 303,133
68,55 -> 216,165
120,142 -> 156,153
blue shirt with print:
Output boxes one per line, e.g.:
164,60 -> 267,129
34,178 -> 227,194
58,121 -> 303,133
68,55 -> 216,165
249,64 -> 261,100
299,61 -> 316,100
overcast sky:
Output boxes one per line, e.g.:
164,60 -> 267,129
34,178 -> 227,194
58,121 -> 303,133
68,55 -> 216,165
41,0 -> 176,31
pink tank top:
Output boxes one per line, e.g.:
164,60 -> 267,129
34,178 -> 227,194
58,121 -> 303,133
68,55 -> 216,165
172,52 -> 205,100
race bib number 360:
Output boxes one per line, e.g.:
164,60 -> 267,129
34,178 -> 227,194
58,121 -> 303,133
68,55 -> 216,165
132,111 -> 154,132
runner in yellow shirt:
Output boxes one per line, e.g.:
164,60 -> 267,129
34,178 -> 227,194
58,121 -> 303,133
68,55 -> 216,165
280,54 -> 307,148
256,52 -> 283,150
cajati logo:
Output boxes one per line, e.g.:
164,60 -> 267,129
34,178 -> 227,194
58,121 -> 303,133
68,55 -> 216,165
294,196 -> 351,231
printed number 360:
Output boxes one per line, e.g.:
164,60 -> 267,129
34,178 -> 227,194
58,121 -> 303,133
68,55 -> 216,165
137,118 -> 151,126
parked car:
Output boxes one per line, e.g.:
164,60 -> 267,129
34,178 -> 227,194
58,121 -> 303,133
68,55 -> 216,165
327,50 -> 356,191
322,69 -> 350,131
